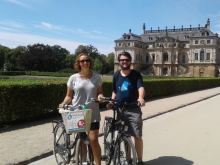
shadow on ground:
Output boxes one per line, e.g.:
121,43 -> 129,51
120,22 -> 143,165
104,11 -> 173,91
144,156 -> 193,165
0,115 -> 61,133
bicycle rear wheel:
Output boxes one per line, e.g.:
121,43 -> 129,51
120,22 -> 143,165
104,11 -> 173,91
53,122 -> 71,165
113,136 -> 137,165
75,136 -> 94,165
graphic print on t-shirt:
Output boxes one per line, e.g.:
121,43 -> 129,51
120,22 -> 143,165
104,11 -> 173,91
119,79 -> 131,92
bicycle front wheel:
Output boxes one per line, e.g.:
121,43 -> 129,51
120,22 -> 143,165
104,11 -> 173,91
75,137 -> 94,165
103,118 -> 114,165
53,122 -> 71,165
113,136 -> 137,165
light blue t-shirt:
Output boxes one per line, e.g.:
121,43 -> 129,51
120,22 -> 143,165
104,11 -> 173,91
67,72 -> 102,122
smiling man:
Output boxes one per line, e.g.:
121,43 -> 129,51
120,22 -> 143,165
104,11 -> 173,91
111,51 -> 145,165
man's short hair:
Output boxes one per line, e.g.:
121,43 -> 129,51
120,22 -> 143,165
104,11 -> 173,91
118,51 -> 132,61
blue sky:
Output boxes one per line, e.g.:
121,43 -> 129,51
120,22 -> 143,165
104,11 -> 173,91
1,0 -> 220,55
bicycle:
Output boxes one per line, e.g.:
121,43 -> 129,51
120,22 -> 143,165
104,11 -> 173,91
101,97 -> 138,165
52,99 -> 95,165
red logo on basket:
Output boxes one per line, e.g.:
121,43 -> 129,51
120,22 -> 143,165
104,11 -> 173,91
78,120 -> 86,128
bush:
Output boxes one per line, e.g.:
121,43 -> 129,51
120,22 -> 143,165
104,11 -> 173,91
0,71 -> 26,76
28,71 -> 73,77
0,80 -> 66,124
1,77 -> 220,124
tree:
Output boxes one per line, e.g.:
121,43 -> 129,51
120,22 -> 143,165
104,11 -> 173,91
65,54 -> 75,70
93,57 -> 102,72
106,52 -> 115,72
0,45 -> 10,70
7,46 -> 27,70
75,45 -> 99,58
23,43 -> 69,72
51,45 -> 69,71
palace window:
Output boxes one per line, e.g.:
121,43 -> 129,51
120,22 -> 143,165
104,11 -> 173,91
200,40 -> 205,44
181,54 -> 186,64
195,40 -> 199,44
152,53 -> 155,62
146,54 -> 149,63
207,40 -> 211,44
195,53 -> 198,60
200,50 -> 205,61
162,67 -> 168,76
163,52 -> 169,62
206,53 -> 210,60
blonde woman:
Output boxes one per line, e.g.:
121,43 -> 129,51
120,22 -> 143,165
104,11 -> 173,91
60,52 -> 103,165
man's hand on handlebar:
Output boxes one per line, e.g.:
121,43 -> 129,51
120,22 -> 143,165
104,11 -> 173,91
137,97 -> 145,107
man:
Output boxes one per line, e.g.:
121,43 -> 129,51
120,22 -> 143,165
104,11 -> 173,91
111,51 -> 145,165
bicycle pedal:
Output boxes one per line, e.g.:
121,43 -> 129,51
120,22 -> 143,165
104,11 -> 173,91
70,159 -> 75,163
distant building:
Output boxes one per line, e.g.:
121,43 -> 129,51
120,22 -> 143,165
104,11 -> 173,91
114,19 -> 220,77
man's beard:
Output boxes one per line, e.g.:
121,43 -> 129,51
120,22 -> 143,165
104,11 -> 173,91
121,65 -> 130,70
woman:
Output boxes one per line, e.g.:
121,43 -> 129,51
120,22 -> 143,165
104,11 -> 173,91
59,52 -> 103,165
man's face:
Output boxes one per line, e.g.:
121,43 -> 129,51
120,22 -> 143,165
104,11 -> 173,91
119,55 -> 131,70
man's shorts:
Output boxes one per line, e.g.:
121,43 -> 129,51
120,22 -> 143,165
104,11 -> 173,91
119,106 -> 143,137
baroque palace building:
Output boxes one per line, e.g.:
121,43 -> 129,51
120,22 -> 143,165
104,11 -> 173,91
114,19 -> 220,77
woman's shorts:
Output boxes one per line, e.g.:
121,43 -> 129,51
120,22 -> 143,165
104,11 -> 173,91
90,122 -> 100,130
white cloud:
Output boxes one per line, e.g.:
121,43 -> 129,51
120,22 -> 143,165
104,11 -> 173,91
74,28 -> 109,40
5,0 -> 32,9
35,22 -> 62,31
0,20 -> 26,32
0,31 -> 114,54
34,22 -> 110,41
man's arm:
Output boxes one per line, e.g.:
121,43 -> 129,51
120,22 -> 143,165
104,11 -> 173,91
137,87 -> 145,106
111,91 -> 116,100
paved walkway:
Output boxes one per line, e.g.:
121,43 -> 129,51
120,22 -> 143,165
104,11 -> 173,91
1,87 -> 220,165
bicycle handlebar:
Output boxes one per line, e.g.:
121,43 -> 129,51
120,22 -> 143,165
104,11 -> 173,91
99,97 -> 141,107
58,98 -> 97,113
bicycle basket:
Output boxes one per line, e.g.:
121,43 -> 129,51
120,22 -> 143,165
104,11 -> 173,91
60,109 -> 92,133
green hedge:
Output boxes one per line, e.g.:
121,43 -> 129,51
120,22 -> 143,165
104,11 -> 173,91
143,78 -> 220,99
27,71 -> 73,77
0,80 -> 66,125
0,71 -> 26,76
1,78 -> 220,125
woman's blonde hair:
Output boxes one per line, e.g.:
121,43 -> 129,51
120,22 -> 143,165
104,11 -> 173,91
74,52 -> 94,71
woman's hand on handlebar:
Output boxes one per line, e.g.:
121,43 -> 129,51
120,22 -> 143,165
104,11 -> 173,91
97,94 -> 105,102
59,102 -> 65,108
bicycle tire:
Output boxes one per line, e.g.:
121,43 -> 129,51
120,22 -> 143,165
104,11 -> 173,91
113,136 -> 137,165
75,138 -> 94,165
103,119 -> 113,165
53,122 -> 71,165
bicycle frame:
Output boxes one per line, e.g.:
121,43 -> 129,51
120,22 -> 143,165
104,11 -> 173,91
103,98 -> 139,165
103,98 -> 137,165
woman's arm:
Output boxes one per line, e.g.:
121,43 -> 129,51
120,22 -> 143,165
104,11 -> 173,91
97,85 -> 104,101
59,87 -> 73,107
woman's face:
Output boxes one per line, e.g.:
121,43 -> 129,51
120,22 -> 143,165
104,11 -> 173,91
79,55 -> 91,70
